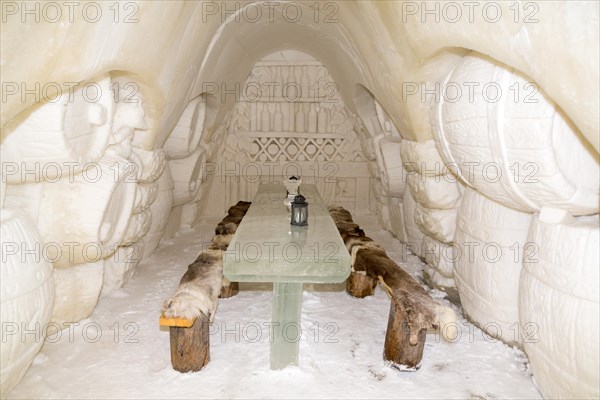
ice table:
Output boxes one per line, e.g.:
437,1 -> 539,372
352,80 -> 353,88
223,183 -> 351,369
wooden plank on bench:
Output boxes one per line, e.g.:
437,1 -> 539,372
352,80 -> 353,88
159,314 -> 195,328
328,205 -> 456,370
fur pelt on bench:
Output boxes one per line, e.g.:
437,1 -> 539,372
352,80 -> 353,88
162,249 -> 223,322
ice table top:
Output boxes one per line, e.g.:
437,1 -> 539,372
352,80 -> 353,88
223,183 -> 351,283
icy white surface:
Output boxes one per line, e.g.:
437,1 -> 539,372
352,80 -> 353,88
399,140 -> 446,176
163,95 -> 206,160
374,136 -> 406,197
5,156 -> 138,267
121,208 -> 152,246
1,75 -> 114,183
421,235 -> 454,279
402,190 -> 425,258
50,261 -> 104,330
101,242 -> 144,297
132,182 -> 158,214
168,148 -> 206,206
388,196 -> 408,243
0,210 -> 54,396
454,188 -> 532,345
434,52 -> 599,215
131,148 -> 167,184
140,164 -> 174,260
407,173 -> 463,210
520,214 -> 599,399
6,216 -> 541,400
414,203 -> 458,244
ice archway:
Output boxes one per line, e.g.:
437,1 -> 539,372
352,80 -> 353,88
1,1 -> 598,399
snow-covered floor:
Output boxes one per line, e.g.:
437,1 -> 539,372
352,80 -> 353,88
7,215 -> 542,399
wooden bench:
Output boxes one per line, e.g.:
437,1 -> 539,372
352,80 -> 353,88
159,249 -> 222,373
160,201 -> 252,372
213,201 -> 252,298
328,205 -> 457,370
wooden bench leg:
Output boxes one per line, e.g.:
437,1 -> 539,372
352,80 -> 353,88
169,315 -> 210,372
220,281 -> 239,298
346,271 -> 377,298
383,299 -> 426,371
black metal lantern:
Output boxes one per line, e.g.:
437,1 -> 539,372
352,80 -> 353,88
290,194 -> 308,226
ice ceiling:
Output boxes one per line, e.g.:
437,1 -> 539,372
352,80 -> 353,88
1,1 -> 598,149
0,1 -> 598,399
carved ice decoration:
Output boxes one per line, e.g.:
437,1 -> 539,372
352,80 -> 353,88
164,95 -> 207,159
519,211 -> 599,399
207,52 -> 369,214
1,74 -> 114,183
433,52 -> 599,215
4,155 -> 138,267
0,210 -> 54,396
107,95 -> 148,159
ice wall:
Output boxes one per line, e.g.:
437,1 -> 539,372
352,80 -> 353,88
1,1 -> 598,398
201,50 -> 371,217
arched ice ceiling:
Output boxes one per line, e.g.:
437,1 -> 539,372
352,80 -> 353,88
184,1 -> 376,144
1,1 -> 598,151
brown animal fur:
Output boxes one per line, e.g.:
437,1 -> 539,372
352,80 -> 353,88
228,201 -> 251,215
209,234 -> 233,250
343,235 -> 379,253
330,210 -> 353,223
163,250 -> 224,321
215,222 -> 238,235
335,221 -> 365,237
328,206 -> 353,222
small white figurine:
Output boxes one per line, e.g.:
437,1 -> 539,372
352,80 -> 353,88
283,176 -> 301,210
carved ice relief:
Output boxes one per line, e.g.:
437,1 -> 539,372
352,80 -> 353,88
222,60 -> 365,164
1,74 -> 115,183
164,95 -> 207,160
107,98 -> 148,159
201,52 -> 371,215
374,100 -> 401,141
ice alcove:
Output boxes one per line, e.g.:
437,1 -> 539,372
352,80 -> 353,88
0,2 -> 598,399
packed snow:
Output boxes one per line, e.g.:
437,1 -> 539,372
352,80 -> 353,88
6,215 -> 542,399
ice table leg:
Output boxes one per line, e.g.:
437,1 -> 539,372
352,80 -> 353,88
270,282 -> 303,369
